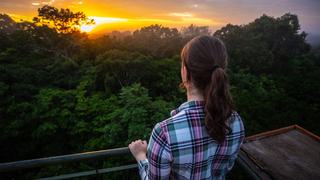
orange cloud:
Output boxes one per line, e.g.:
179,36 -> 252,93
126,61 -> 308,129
169,12 -> 193,17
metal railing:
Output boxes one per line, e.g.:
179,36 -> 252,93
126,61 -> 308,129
0,147 -> 259,180
0,147 -> 137,180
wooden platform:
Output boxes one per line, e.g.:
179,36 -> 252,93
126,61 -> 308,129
238,125 -> 320,180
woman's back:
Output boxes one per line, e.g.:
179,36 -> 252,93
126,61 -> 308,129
129,36 -> 245,180
145,100 -> 245,179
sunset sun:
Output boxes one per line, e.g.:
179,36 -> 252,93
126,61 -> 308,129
80,16 -> 128,33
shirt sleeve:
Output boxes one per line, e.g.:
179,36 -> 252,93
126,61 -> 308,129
137,122 -> 172,180
226,112 -> 246,172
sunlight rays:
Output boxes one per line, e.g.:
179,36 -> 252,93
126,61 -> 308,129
80,16 -> 128,32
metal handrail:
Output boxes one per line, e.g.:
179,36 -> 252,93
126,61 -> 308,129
0,146 -> 259,180
0,147 -> 130,172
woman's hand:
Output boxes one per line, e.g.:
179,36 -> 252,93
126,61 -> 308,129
128,139 -> 147,161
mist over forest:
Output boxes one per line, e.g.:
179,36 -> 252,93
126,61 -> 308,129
0,6 -> 319,179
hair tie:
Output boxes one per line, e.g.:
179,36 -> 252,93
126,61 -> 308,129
211,65 -> 220,73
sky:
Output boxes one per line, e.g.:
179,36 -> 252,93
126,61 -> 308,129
0,0 -> 319,35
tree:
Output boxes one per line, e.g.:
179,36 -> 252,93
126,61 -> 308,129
33,5 -> 94,33
95,49 -> 154,93
214,13 -> 310,74
129,24 -> 183,57
181,24 -> 211,38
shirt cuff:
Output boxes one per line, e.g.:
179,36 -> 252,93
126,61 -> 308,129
138,159 -> 149,169
138,159 -> 149,179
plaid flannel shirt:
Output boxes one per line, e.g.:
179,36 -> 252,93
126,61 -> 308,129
138,100 -> 245,180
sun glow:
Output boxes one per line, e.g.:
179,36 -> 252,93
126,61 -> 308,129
80,16 -> 128,33
80,24 -> 95,33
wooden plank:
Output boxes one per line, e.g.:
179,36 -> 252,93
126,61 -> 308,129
241,126 -> 320,179
245,125 -> 320,142
245,125 -> 296,142
295,125 -> 320,141
238,149 -> 272,180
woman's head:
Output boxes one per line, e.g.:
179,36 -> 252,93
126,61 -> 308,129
181,35 -> 234,143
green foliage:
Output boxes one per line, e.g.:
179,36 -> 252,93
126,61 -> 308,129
95,49 -> 154,92
0,10 -> 319,179
215,13 -> 310,74
230,71 -> 297,135
130,24 -> 182,57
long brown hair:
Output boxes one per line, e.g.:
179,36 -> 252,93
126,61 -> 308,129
181,35 -> 234,143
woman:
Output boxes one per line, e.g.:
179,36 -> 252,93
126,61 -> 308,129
129,35 -> 245,179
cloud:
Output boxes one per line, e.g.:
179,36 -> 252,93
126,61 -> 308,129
32,2 -> 40,6
31,0 -> 56,6
169,12 -> 193,17
0,0 -> 319,34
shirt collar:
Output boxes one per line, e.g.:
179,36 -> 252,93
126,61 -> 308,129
170,100 -> 205,116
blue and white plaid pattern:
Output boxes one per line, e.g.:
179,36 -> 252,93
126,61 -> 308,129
138,100 -> 245,179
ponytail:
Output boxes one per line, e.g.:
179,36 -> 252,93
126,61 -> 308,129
204,67 -> 233,143
181,35 -> 234,143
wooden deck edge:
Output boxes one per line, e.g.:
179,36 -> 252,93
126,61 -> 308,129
244,124 -> 320,143
294,125 -> 320,141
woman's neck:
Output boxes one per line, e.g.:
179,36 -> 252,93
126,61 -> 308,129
187,87 -> 204,101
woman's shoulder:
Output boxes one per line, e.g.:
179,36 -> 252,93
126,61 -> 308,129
158,108 -> 188,127
151,110 -> 188,139
152,116 -> 174,135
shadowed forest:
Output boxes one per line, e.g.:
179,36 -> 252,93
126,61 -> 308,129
0,6 -> 320,179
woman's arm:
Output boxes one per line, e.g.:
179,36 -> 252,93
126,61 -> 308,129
129,123 -> 172,180
128,140 -> 149,180
128,140 -> 148,161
